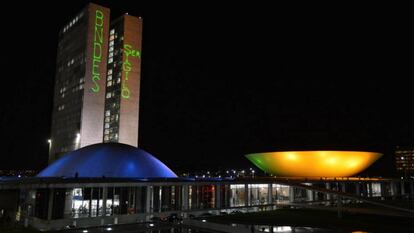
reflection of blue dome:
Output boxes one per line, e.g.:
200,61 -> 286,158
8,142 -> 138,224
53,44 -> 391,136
38,143 -> 177,178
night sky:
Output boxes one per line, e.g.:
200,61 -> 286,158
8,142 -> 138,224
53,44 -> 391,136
0,1 -> 412,176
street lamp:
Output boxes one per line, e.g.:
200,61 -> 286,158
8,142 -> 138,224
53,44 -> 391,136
75,133 -> 81,149
47,139 -> 52,155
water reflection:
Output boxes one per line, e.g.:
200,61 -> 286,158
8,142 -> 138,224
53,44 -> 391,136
70,224 -> 370,233
252,225 -> 371,233
255,225 -> 338,232
72,226 -> 215,233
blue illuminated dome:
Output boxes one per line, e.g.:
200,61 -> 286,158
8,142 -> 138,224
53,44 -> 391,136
37,143 -> 177,178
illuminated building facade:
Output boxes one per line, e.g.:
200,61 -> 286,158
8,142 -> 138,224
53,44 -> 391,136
50,3 -> 143,162
49,3 -> 110,162
103,15 -> 142,146
395,146 -> 414,175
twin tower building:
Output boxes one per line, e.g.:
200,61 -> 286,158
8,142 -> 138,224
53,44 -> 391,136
49,3 -> 142,162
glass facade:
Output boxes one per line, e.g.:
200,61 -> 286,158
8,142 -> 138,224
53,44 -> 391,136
103,26 -> 123,143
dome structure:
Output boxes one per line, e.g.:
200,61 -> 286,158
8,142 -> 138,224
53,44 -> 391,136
246,151 -> 382,177
38,143 -> 177,178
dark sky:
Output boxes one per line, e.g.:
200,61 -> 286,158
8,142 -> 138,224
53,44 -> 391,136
0,1 -> 412,176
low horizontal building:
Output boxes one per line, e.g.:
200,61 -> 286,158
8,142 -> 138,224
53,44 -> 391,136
1,143 -> 413,231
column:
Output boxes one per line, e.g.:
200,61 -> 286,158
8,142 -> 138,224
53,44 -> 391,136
307,189 -> 314,202
102,186 -> 107,217
223,184 -> 228,208
355,183 -> 360,197
390,181 -> 396,197
268,183 -> 273,204
145,186 -> 152,222
380,182 -> 386,199
289,186 -> 294,203
158,187 -> 162,213
135,187 -> 142,213
146,186 -> 152,213
245,184 -> 249,206
361,182 -> 368,197
63,188 -> 73,218
391,181 -> 398,199
182,185 -> 189,211
368,183 -> 373,198
325,183 -> 331,201
215,184 -> 221,209
47,188 -> 54,221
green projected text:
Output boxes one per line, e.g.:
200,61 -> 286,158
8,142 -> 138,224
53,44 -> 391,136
121,44 -> 140,99
91,10 -> 104,93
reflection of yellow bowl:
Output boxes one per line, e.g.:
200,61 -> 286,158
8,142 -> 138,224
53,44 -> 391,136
245,151 -> 382,177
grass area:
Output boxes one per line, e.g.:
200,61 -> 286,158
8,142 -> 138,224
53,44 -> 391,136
207,208 -> 414,233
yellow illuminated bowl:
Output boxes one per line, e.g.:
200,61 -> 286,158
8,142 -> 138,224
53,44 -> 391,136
245,151 -> 382,177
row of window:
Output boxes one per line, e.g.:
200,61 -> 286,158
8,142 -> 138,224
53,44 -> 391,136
60,83 -> 84,98
106,90 -> 121,99
58,54 -> 85,73
105,114 -> 119,123
62,12 -> 84,33
104,127 -> 118,135
104,133 -> 118,142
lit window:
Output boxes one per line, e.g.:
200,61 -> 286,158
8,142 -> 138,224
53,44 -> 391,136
107,75 -> 112,81
109,35 -> 115,41
110,29 -> 115,35
117,78 -> 120,84
106,93 -> 112,99
105,110 -> 111,117
401,157 -> 404,160
109,46 -> 114,52
107,81 -> 112,87
107,69 -> 113,75
108,57 -> 113,64
105,123 -> 110,129
109,52 -> 113,58
79,84 -> 83,90
109,41 -> 114,46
